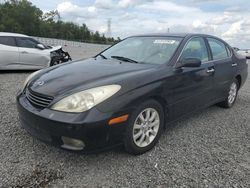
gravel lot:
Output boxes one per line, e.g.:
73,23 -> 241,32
0,46 -> 249,187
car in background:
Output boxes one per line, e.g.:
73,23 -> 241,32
234,47 -> 250,59
0,32 -> 71,70
238,49 -> 250,59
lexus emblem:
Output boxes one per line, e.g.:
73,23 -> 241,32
35,81 -> 45,86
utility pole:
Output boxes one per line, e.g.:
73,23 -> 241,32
107,18 -> 112,38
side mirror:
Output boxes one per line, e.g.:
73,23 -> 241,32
175,58 -> 201,69
36,44 -> 45,50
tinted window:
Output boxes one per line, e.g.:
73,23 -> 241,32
16,37 -> 39,48
207,38 -> 229,60
0,36 -> 16,47
180,37 -> 208,63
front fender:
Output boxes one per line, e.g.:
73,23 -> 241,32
96,80 -> 165,113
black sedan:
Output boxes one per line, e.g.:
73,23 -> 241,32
17,33 -> 248,155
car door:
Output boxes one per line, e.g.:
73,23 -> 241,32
16,37 -> 50,68
206,37 -> 236,100
0,36 -> 19,69
166,37 -> 216,120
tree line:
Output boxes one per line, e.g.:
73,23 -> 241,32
0,0 -> 120,44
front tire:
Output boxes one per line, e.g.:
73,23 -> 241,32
217,78 -> 239,108
124,100 -> 164,155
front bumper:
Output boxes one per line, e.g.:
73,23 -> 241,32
50,49 -> 72,66
16,93 -> 127,153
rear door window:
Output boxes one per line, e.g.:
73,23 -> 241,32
207,38 -> 229,60
0,36 -> 16,47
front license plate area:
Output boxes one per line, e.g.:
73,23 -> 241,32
20,118 -> 52,142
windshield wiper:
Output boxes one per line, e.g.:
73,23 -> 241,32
98,54 -> 107,59
111,56 -> 138,64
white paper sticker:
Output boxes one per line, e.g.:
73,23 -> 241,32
153,40 -> 176,44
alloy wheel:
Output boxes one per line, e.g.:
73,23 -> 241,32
132,108 -> 160,148
228,82 -> 237,104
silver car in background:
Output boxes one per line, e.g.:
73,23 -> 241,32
234,47 -> 250,59
238,49 -> 250,59
0,32 -> 71,70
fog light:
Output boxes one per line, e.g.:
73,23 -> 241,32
61,136 -> 85,151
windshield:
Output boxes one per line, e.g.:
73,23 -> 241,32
101,36 -> 182,64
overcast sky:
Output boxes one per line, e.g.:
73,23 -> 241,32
30,0 -> 250,48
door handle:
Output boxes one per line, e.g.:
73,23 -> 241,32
207,68 -> 215,73
21,51 -> 28,54
232,63 -> 237,67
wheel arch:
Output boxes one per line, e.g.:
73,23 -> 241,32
147,95 -> 169,129
235,75 -> 242,88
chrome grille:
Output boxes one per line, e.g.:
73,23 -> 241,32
26,89 -> 53,108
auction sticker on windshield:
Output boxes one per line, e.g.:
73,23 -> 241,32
153,40 -> 176,44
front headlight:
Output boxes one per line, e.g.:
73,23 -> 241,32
51,85 -> 121,113
22,70 -> 42,91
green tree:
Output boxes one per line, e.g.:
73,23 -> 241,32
0,0 -> 120,44
0,0 -> 42,35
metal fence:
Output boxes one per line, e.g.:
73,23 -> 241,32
32,36 -> 109,48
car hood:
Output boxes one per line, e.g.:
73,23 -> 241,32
28,58 -> 157,97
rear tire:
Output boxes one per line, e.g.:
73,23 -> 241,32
217,78 -> 239,108
124,100 -> 164,155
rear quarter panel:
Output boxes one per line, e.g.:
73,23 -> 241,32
233,51 -> 248,87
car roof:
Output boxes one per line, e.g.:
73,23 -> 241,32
0,32 -> 29,37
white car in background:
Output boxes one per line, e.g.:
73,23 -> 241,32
241,50 -> 250,59
234,48 -> 250,59
0,32 -> 71,70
